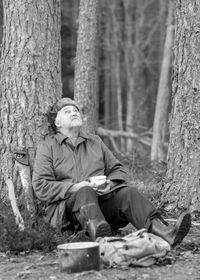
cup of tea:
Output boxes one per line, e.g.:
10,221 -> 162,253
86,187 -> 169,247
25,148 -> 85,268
90,175 -> 107,189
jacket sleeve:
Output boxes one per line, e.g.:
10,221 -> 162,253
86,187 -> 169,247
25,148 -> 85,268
99,137 -> 128,184
32,141 -> 73,203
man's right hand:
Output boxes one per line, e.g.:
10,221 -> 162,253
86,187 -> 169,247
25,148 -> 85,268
68,181 -> 96,193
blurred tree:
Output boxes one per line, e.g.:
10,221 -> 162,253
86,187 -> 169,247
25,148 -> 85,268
151,0 -> 174,162
109,0 -> 123,131
0,0 -> 62,199
74,0 -> 99,133
61,0 -> 79,98
162,0 -> 200,212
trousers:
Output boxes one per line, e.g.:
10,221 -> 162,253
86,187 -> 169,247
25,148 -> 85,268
65,186 -> 159,231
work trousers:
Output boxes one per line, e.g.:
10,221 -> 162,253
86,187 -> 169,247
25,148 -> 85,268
65,186 -> 159,231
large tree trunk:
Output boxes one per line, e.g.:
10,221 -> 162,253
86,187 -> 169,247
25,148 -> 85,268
0,0 -> 62,201
74,0 -> 99,133
162,0 -> 200,212
0,0 -> 3,47
151,1 -> 174,162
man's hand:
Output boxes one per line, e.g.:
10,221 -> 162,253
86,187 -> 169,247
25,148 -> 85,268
95,179 -> 112,195
68,179 -> 118,194
69,181 -> 96,193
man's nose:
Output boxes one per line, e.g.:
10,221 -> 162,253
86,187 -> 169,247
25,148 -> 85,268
72,111 -> 79,116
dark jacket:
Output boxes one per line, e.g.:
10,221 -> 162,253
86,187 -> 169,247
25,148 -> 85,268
32,130 -> 128,227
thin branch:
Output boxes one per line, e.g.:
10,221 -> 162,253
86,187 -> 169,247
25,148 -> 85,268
98,127 -> 152,147
6,179 -> 25,231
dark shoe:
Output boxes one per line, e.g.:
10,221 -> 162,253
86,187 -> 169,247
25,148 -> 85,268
150,212 -> 191,247
86,219 -> 112,241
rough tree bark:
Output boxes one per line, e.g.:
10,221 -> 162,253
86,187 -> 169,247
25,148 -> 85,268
0,0 -> 62,218
0,0 -> 3,46
151,1 -> 174,162
162,0 -> 200,212
74,0 -> 99,133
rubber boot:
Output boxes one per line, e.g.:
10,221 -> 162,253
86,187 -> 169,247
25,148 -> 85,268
150,212 -> 191,247
76,203 -> 112,241
86,219 -> 111,241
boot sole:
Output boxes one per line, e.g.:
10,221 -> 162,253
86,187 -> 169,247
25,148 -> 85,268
96,221 -> 112,238
172,212 -> 191,247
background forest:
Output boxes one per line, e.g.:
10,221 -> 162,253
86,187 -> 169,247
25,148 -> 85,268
61,0 -> 169,160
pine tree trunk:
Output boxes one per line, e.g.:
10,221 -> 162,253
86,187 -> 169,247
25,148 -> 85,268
74,0 -> 99,133
162,0 -> 200,212
0,0 -> 62,198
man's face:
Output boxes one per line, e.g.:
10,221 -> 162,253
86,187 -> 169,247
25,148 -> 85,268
55,105 -> 83,130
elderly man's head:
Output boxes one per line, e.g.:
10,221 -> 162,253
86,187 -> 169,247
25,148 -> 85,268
49,98 -> 83,132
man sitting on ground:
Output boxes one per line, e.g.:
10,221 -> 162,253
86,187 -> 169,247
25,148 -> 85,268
32,98 -> 191,245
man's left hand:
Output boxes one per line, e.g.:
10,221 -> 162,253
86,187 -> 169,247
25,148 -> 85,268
95,179 -> 112,195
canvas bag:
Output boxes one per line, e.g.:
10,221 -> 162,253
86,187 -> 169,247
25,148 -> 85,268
97,229 -> 171,267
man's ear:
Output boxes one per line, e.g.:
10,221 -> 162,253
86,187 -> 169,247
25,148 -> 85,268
55,115 -> 61,128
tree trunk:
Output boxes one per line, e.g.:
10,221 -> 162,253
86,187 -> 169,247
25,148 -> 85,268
151,1 -> 174,162
122,0 -> 135,152
61,0 -> 79,98
103,11 -> 111,129
109,1 -> 123,131
0,0 -> 3,47
74,0 -> 99,133
0,0 -> 62,200
162,0 -> 200,212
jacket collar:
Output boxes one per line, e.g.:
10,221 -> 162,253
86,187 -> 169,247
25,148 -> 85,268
55,130 -> 89,145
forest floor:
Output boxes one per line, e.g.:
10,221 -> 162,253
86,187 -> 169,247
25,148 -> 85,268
0,225 -> 200,280
0,159 -> 200,280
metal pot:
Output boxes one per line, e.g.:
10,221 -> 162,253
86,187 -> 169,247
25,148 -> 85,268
57,242 -> 100,273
